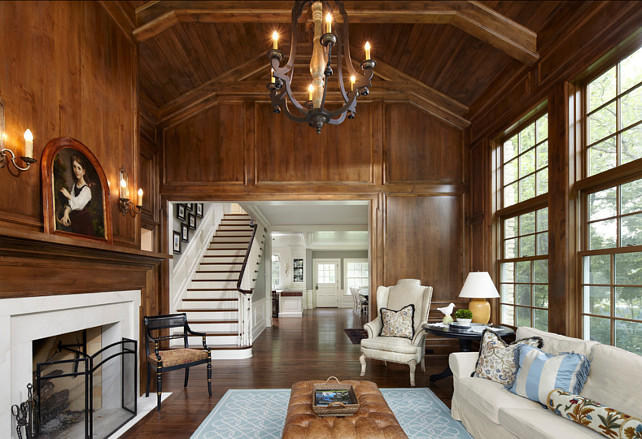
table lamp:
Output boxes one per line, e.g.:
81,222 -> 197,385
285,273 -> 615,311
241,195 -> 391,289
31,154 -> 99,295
458,272 -> 499,324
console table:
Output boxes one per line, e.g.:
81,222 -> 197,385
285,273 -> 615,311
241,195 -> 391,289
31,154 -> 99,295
424,323 -> 514,382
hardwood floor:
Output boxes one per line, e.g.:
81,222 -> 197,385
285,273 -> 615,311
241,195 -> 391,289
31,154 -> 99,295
122,308 -> 454,438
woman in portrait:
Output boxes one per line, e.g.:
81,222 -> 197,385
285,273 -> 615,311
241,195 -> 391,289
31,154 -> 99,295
59,154 -> 94,235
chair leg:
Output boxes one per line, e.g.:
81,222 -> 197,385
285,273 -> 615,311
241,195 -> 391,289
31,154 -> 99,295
145,362 -> 151,397
409,360 -> 417,387
156,364 -> 163,411
207,355 -> 212,397
359,354 -> 366,376
421,356 -> 426,373
184,367 -> 190,388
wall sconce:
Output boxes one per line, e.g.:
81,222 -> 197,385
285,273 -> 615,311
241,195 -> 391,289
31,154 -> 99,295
118,166 -> 143,217
0,99 -> 37,172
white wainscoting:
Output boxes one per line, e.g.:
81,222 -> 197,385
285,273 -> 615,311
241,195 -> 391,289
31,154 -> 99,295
252,297 -> 268,341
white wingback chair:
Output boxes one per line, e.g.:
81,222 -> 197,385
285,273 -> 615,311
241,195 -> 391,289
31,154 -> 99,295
359,279 -> 433,386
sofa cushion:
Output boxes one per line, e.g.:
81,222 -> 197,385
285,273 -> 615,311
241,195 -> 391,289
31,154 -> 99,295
458,376 -> 541,424
474,329 -> 543,386
498,407 -> 604,439
379,304 -> 414,339
547,388 -> 638,439
516,327 -> 596,356
509,345 -> 591,405
581,343 -> 642,420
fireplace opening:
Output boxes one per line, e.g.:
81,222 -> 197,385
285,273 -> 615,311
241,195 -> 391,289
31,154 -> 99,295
32,325 -> 137,439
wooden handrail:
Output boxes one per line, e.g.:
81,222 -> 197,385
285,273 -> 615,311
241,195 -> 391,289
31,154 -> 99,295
236,219 -> 258,295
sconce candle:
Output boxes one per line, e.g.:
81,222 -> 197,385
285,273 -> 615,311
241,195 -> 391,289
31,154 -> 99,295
350,75 -> 356,91
365,42 -> 371,61
137,188 -> 143,207
308,84 -> 314,101
23,129 -> 33,158
119,168 -> 129,200
272,31 -> 278,50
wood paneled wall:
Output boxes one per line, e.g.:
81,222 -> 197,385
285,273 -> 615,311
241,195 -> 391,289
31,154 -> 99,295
161,100 -> 468,330
0,1 -> 166,390
466,1 -> 642,336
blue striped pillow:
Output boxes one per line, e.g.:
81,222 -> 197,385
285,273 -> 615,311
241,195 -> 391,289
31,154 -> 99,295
508,345 -> 591,405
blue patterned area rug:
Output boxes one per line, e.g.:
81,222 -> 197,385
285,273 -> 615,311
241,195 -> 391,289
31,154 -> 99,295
190,387 -> 472,439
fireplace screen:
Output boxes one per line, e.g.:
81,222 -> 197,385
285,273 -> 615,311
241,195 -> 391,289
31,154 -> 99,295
34,337 -> 137,439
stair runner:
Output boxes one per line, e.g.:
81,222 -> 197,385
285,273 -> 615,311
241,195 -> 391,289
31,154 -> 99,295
175,213 -> 254,353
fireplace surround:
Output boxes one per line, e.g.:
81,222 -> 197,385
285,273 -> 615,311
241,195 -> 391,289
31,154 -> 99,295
0,290 -> 141,438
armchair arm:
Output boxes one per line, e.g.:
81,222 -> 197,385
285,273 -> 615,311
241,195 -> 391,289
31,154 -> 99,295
185,327 -> 210,350
411,327 -> 427,346
449,352 -> 479,381
364,318 -> 382,338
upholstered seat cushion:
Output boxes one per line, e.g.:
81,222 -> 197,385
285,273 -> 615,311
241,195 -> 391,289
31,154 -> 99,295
458,376 -> 541,424
361,336 -> 419,355
282,380 -> 407,439
148,348 -> 208,368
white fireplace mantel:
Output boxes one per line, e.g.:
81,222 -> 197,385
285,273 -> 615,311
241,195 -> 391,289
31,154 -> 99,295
0,290 -> 141,439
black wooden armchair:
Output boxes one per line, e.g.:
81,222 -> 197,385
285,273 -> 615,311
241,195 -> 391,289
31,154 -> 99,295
144,313 -> 212,410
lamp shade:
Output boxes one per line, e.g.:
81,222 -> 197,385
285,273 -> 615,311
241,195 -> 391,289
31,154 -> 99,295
458,272 -> 499,299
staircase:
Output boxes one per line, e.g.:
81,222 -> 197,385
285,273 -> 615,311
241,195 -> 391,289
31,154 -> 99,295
174,213 -> 260,358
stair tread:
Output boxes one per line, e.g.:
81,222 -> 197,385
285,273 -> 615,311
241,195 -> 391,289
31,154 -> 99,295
184,345 -> 252,350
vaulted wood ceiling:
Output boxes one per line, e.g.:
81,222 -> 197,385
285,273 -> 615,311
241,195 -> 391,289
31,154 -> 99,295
130,1 -> 572,127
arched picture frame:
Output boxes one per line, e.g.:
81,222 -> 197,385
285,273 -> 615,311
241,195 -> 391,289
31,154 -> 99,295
41,137 -> 113,243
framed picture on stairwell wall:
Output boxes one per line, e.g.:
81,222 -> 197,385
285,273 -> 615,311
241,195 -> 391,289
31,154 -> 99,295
196,202 -> 203,218
188,213 -> 196,229
172,231 -> 181,254
181,223 -> 189,242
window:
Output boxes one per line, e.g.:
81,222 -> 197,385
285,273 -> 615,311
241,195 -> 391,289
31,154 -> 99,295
580,46 -> 642,355
317,263 -> 336,284
271,254 -> 280,288
501,113 -> 549,207
496,108 -> 549,329
586,48 -> 642,177
344,259 -> 368,294
499,208 -> 549,330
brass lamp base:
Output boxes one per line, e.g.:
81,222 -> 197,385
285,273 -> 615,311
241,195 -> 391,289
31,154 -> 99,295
468,298 -> 491,324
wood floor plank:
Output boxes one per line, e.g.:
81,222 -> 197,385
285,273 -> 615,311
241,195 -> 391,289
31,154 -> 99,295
122,308 -> 454,438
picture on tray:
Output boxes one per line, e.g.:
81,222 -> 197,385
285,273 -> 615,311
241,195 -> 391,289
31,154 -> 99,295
188,213 -> 196,229
41,137 -> 112,243
173,231 -> 181,254
177,203 -> 186,221
314,389 -> 354,406
181,223 -> 189,242
196,202 -> 203,218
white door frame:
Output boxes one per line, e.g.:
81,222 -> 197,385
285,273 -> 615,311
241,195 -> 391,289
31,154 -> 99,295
313,258 -> 341,307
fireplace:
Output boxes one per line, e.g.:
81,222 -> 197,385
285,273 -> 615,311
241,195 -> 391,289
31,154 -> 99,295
0,290 -> 141,439
33,327 -> 137,439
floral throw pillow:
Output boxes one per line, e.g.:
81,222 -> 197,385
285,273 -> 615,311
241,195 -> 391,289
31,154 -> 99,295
379,304 -> 415,339
548,389 -> 642,439
473,329 -> 543,386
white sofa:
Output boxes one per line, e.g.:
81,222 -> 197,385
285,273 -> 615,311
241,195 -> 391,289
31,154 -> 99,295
450,327 -> 642,439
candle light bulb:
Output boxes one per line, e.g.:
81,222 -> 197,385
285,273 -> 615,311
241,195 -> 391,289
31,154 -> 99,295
120,177 -> 128,199
23,129 -> 33,158
272,31 -> 279,50
350,75 -> 356,91
365,42 -> 371,60
137,188 -> 143,207
325,13 -> 332,34
308,84 -> 314,101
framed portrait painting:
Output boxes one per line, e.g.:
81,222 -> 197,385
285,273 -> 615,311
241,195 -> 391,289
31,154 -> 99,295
196,203 -> 203,218
177,203 -> 186,221
188,213 -> 196,230
41,137 -> 112,243
181,223 -> 189,242
173,231 -> 181,254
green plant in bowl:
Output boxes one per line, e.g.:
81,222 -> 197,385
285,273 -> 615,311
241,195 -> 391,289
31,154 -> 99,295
455,309 -> 473,319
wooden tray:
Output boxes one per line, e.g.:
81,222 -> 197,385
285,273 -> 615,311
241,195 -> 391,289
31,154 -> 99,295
312,377 -> 359,417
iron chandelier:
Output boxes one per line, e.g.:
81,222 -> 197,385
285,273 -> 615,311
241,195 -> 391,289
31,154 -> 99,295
267,0 -> 375,133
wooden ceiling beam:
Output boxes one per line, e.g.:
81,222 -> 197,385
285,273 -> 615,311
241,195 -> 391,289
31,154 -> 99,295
156,53 -> 469,128
134,1 -> 537,65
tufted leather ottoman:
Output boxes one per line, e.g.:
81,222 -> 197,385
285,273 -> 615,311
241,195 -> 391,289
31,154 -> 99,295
282,380 -> 407,439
